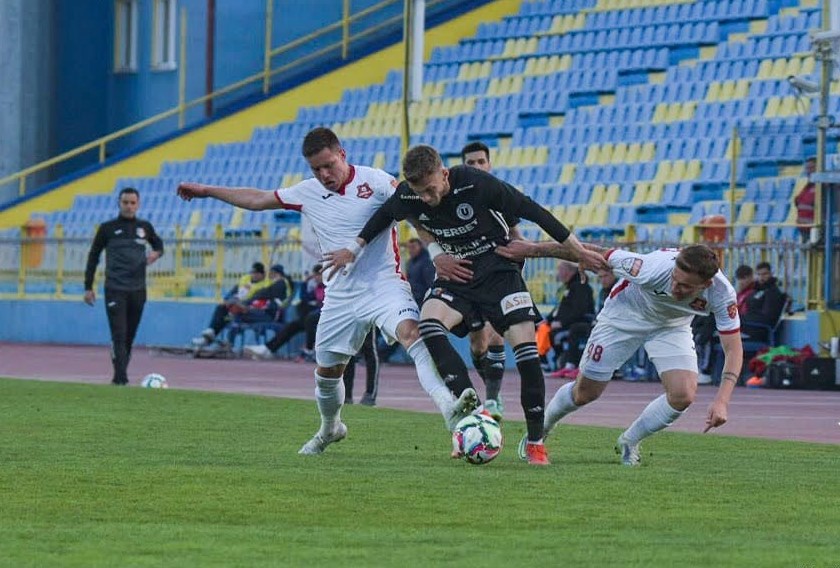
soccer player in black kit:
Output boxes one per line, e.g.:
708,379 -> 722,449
84,187 -> 163,385
326,145 -> 606,465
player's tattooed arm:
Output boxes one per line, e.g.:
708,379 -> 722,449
495,235 -> 608,272
703,330 -> 743,433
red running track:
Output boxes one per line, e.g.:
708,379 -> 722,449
1,342 -> 837,445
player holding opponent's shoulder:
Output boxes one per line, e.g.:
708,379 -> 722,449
177,128 -> 478,456
498,242 -> 743,466
325,145 -> 607,465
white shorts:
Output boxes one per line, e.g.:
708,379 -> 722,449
315,280 -> 419,366
579,322 -> 697,382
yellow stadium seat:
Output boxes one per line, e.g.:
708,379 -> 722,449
534,146 -> 548,165
584,144 -> 600,166
632,182 -> 650,204
654,162 -> 671,182
685,160 -> 701,179
757,59 -> 773,79
647,183 -> 664,203
737,202 -> 755,224
589,207 -> 608,226
652,102 -> 668,123
577,206 -> 594,227
706,82 -> 721,102
670,161 -> 687,181
800,57 -> 815,75
611,142 -> 628,163
598,143 -> 614,164
560,164 -> 575,184
590,184 -> 607,205
719,80 -> 735,100
605,184 -> 620,203
564,205 -> 581,227
551,205 -> 566,219
746,226 -> 765,242
770,58 -> 788,78
733,79 -> 749,99
625,142 -> 642,163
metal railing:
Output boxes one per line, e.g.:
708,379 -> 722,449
0,0 -> 445,198
1,227 -> 817,312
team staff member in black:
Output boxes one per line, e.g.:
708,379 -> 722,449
325,145 -> 606,465
84,187 -> 163,385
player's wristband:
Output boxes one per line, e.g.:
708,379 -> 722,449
346,241 -> 363,258
428,243 -> 444,260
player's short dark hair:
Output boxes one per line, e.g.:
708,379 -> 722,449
302,127 -> 341,158
460,141 -> 490,162
403,145 -> 443,184
675,245 -> 719,281
734,264 -> 753,279
755,261 -> 772,272
119,187 -> 139,199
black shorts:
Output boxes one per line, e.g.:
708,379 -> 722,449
423,271 -> 540,337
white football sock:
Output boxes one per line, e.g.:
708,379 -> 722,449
407,339 -> 456,418
621,394 -> 683,445
545,381 -> 579,433
314,371 -> 344,437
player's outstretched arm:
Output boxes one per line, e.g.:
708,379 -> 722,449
495,235 -> 608,271
703,331 -> 743,432
176,182 -> 280,211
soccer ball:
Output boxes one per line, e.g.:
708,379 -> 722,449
452,414 -> 503,465
141,373 -> 168,389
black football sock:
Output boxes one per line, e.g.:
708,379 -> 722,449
471,351 -> 489,383
419,319 -> 476,397
482,345 -> 506,401
514,342 -> 545,442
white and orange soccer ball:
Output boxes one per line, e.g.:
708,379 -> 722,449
141,373 -> 168,389
452,413 -> 503,465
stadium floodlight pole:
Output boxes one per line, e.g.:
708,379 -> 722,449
401,0 -> 425,156
809,0 -> 833,310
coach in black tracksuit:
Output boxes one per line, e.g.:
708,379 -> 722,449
84,187 -> 163,385
332,146 -> 605,458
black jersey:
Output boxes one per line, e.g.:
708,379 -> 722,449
84,216 -> 164,291
358,165 -> 570,280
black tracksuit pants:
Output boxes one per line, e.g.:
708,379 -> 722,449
105,288 -> 146,384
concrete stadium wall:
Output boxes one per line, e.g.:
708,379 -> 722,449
0,298 -> 487,367
0,0 -> 54,202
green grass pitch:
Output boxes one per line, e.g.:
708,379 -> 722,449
1,378 -> 838,567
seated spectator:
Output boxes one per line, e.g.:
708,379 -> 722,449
244,264 -> 325,359
794,156 -> 816,242
192,262 -> 270,346
233,264 -> 294,325
734,264 -> 756,315
545,261 -> 595,376
740,261 -> 787,343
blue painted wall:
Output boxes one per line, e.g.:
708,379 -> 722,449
51,0 -> 484,168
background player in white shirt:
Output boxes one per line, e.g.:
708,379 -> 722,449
177,128 -> 477,456
497,243 -> 743,466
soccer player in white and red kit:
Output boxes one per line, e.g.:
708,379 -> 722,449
497,243 -> 743,466
177,128 -> 477,455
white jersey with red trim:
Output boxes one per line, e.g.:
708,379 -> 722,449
599,248 -> 740,334
273,165 -> 402,294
